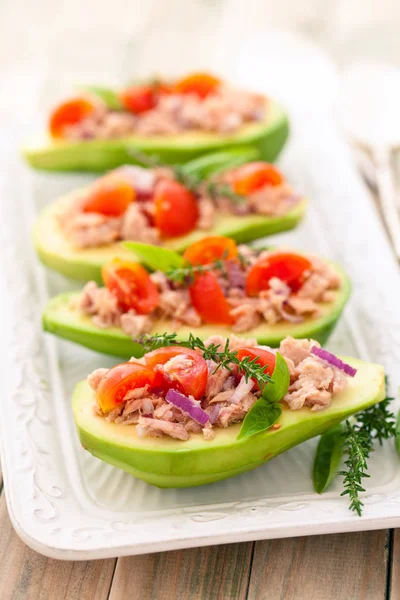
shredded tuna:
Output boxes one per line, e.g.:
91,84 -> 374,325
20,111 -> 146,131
87,368 -> 108,391
137,416 -> 190,440
78,248 -> 341,335
279,337 -> 347,410
120,203 -> 160,244
64,86 -> 266,141
120,312 -> 153,338
197,197 -> 215,230
78,281 -> 122,327
91,335 -> 350,441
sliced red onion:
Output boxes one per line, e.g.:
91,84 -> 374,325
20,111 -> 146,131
311,346 -> 357,377
207,404 -> 221,425
113,165 -> 156,199
165,389 -> 210,426
229,376 -> 255,405
225,260 -> 245,288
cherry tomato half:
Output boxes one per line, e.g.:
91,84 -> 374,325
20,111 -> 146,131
228,162 -> 283,196
153,179 -> 198,237
49,97 -> 95,138
174,72 -> 220,98
96,361 -> 156,414
236,347 -> 276,391
82,174 -> 136,216
102,259 -> 159,314
145,346 -> 208,399
119,85 -> 157,114
246,253 -> 312,295
183,236 -> 238,266
189,271 -> 233,325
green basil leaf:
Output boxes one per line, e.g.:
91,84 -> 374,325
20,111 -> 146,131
81,86 -> 122,110
237,400 -> 282,440
123,241 -> 185,272
262,352 -> 290,403
313,423 -> 344,493
396,409 -> 400,456
183,147 -> 260,180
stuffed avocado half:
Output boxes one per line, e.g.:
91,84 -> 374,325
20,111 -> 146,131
42,238 -> 351,355
33,149 -> 306,283
24,101 -> 289,172
72,334 -> 385,488
23,69 -> 289,172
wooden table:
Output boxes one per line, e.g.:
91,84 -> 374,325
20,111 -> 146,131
0,466 -> 399,599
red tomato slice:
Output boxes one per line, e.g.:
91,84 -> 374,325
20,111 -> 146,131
236,347 -> 276,390
246,253 -> 312,295
153,179 -> 198,237
228,162 -> 283,196
102,259 -> 159,314
174,72 -> 220,98
49,97 -> 95,138
96,361 -> 156,413
145,346 -> 208,399
82,174 -> 136,216
119,85 -> 157,114
189,271 -> 233,325
183,236 -> 238,266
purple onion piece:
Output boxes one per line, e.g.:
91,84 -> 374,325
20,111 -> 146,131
207,404 -> 221,425
225,260 -> 245,288
310,346 -> 357,377
165,389 -> 210,426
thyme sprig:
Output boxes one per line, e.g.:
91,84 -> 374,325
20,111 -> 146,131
137,332 -> 272,389
165,256 -> 229,285
204,181 -> 246,205
164,250 -> 250,286
338,383 -> 397,516
128,149 -> 246,204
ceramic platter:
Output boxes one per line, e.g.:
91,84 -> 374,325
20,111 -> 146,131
1,109 -> 400,559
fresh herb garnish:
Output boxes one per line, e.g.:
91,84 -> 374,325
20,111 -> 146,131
137,332 -> 273,389
237,353 -> 290,440
313,423 -> 345,494
314,378 -> 397,516
165,256 -> 229,285
128,148 -> 246,203
237,399 -> 281,440
204,181 -> 246,205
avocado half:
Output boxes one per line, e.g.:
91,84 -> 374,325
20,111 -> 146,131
73,357 -> 385,487
34,193 -> 307,283
23,100 -> 289,172
42,261 -> 351,356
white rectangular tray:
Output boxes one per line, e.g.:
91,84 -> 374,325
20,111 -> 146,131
1,113 -> 400,560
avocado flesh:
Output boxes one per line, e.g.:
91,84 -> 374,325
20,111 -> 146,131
72,358 -> 385,487
34,193 -> 307,283
23,101 -> 289,172
42,266 -> 351,356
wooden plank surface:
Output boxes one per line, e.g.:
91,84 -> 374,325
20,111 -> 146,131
0,495 -> 116,600
0,485 -> 396,599
248,531 -> 389,600
109,542 -> 254,600
391,530 -> 400,600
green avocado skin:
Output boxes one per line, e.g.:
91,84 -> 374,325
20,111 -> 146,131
72,358 -> 385,488
42,264 -> 351,356
23,101 -> 289,172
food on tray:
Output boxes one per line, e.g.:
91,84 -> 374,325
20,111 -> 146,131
22,73 -> 289,171
34,152 -> 307,281
73,334 -> 385,487
42,237 -> 351,354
